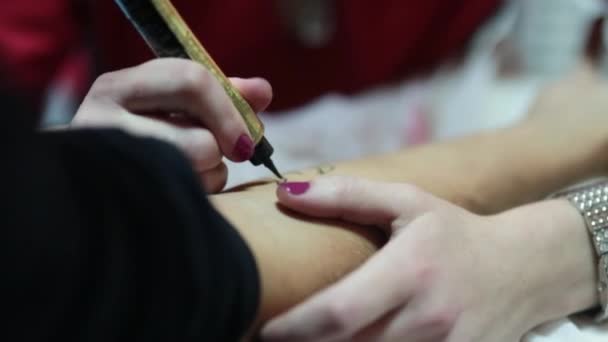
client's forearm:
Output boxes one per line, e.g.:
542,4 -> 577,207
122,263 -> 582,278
231,121 -> 607,214
320,121 -> 607,214
212,187 -> 384,325
214,120 -> 607,326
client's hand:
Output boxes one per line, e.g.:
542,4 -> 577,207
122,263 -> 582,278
262,177 -> 596,342
71,58 -> 272,192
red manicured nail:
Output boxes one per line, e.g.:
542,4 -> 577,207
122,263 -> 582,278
279,182 -> 310,195
233,134 -> 254,161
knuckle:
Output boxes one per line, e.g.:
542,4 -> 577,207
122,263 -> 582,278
202,163 -> 228,193
332,177 -> 362,217
397,183 -> 436,207
321,302 -> 355,335
410,263 -> 437,293
213,164 -> 229,192
332,176 -> 360,199
72,98 -> 123,127
181,130 -> 221,167
89,72 -> 121,98
177,63 -> 213,100
71,109 -> 118,127
215,162 -> 228,179
333,179 -> 351,200
415,308 -> 458,334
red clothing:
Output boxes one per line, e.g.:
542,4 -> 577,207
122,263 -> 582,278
0,0 -> 502,111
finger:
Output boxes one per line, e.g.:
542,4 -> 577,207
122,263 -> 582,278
178,128 -> 223,171
261,236 -> 417,342
198,162 -> 228,193
89,58 -> 261,162
125,77 -> 273,119
113,112 -> 224,169
276,176 -> 439,230
230,77 -> 273,113
354,301 -> 455,342
356,321 -> 450,342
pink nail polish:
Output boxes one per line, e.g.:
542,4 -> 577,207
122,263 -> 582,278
279,182 -> 310,195
233,134 -> 254,162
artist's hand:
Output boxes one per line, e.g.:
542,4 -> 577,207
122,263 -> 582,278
261,176 -> 596,342
71,58 -> 272,192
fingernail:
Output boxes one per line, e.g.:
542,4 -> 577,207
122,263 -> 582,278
279,182 -> 310,195
233,134 -> 254,161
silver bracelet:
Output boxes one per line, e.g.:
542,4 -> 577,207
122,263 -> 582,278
552,179 -> 608,321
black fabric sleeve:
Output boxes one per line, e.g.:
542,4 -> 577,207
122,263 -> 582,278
1,129 -> 259,342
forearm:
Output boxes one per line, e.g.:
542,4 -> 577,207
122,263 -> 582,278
212,187 -> 385,324
216,185 -> 600,339
214,120 -> 607,325
238,120 -> 607,214
326,121 -> 607,214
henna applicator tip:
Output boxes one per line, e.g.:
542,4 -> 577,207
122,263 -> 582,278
249,137 -> 284,179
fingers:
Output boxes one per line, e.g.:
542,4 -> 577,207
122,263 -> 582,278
122,113 -> 229,192
261,235 -> 418,342
230,77 -> 273,112
276,176 -> 439,230
126,114 -> 228,192
353,297 -> 455,342
116,113 -> 223,169
88,58 -> 272,162
198,162 -> 228,193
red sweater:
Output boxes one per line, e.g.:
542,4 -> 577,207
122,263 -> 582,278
0,0 -> 502,111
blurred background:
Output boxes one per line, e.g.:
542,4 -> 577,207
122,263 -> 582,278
2,0 -> 608,187
1,0 -> 608,340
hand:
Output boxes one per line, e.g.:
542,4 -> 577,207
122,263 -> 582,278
210,177 -> 384,324
261,176 -> 597,342
71,58 -> 273,192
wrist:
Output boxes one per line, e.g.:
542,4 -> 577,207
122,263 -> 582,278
540,200 -> 598,319
499,200 -> 597,323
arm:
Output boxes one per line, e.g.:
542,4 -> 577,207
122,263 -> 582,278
273,121 -> 605,214
71,60 -> 608,213
212,113 -> 607,325
70,59 -> 608,329
224,67 -> 608,215
213,67 -> 608,323
228,63 -> 608,214
259,178 -> 597,341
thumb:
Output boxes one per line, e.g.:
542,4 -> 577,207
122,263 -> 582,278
229,77 -> 273,113
276,176 -> 440,230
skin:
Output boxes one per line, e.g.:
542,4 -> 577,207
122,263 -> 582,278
70,58 -> 274,192
69,59 -> 608,340
260,177 -> 596,341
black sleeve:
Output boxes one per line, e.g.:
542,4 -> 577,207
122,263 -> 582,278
1,128 -> 260,342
